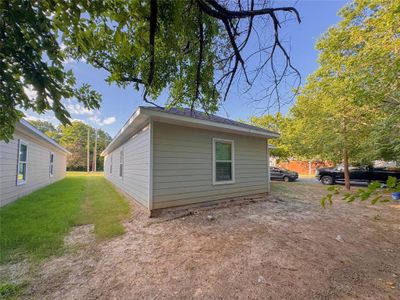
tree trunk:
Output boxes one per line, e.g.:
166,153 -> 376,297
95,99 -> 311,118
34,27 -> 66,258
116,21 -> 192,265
87,128 -> 90,173
343,148 -> 350,190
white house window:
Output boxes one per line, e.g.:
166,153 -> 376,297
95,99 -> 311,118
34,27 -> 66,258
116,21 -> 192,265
213,138 -> 235,184
110,155 -> 113,174
17,140 -> 28,185
119,150 -> 124,177
49,152 -> 54,177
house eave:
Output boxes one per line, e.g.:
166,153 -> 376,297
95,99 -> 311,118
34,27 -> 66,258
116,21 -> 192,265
16,120 -> 71,155
101,107 -> 149,156
101,107 -> 280,156
142,108 -> 280,139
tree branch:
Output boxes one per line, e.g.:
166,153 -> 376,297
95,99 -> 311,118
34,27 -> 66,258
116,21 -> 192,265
192,7 -> 205,113
148,0 -> 157,85
198,0 -> 300,23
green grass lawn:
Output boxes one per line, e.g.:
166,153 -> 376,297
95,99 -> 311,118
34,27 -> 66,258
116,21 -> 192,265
0,173 -> 130,263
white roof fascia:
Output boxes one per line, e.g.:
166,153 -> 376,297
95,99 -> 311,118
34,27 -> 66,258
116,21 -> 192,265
17,119 -> 71,155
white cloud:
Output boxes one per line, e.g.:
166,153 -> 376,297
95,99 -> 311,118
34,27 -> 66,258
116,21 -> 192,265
65,101 -> 115,127
25,115 -> 40,122
88,115 -> 101,124
70,118 -> 88,125
87,115 -> 116,127
102,117 -> 116,125
24,112 -> 60,126
66,103 -> 95,116
22,103 -> 115,130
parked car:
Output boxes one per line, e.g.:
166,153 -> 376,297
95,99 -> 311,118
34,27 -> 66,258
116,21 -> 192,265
270,167 -> 299,182
316,166 -> 400,185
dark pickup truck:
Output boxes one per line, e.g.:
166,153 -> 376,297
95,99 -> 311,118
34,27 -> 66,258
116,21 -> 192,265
316,166 -> 400,185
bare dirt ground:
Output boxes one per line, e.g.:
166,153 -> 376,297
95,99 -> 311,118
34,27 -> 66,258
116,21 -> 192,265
3,182 -> 400,299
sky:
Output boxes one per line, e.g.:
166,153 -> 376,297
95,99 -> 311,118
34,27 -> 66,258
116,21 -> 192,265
25,0 -> 348,137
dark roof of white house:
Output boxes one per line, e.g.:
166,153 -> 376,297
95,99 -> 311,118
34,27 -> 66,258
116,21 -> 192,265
102,106 -> 279,156
141,106 -> 278,135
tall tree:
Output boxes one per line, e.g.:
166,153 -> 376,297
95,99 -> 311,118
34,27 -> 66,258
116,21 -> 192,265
57,121 -> 111,171
1,0 -> 301,141
248,113 -> 293,160
27,120 -> 60,141
288,0 -> 399,190
289,77 -> 380,189
313,0 -> 400,163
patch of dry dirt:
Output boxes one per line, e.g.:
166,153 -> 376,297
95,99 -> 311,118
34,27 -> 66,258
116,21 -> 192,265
5,183 -> 400,299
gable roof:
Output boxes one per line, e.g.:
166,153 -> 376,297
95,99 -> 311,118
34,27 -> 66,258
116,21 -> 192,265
101,106 -> 279,156
16,119 -> 70,155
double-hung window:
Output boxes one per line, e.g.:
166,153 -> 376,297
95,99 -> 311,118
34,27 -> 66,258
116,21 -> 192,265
17,140 -> 28,185
119,150 -> 124,178
110,155 -> 113,174
49,152 -> 54,177
213,138 -> 235,185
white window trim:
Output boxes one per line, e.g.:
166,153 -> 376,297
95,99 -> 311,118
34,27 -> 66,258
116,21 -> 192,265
16,139 -> 28,186
212,138 -> 235,185
119,149 -> 124,179
49,152 -> 54,177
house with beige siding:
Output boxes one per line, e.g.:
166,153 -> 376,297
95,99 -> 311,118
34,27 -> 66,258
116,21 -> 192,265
101,106 -> 279,215
0,119 -> 69,206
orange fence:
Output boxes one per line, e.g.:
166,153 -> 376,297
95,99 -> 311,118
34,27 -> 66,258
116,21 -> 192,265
277,160 -> 334,175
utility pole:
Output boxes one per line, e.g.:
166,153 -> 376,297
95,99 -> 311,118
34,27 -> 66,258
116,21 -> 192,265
93,128 -> 97,172
87,127 -> 90,173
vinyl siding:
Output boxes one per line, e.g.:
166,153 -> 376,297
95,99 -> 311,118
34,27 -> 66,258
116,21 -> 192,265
152,122 -> 268,209
0,131 -> 67,207
104,126 -> 150,208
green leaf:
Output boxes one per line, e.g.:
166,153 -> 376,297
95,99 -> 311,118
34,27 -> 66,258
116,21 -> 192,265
371,195 -> 382,205
328,194 -> 333,206
386,177 -> 398,189
321,197 -> 326,209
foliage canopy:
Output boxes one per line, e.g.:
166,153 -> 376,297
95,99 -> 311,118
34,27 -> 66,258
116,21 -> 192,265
1,0 -> 301,141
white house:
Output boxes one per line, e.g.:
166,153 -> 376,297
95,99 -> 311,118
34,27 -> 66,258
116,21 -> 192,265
0,119 -> 69,206
102,107 -> 279,215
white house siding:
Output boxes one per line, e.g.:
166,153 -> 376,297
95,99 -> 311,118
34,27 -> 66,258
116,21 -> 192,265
0,131 -> 67,207
104,126 -> 150,208
152,122 -> 268,209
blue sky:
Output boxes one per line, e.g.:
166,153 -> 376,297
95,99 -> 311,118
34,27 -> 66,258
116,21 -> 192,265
25,0 -> 348,137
